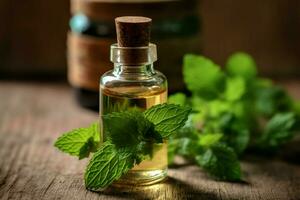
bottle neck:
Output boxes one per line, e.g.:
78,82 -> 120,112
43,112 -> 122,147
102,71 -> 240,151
112,63 -> 155,77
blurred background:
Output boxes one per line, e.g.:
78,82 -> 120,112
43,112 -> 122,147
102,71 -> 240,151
0,0 -> 300,110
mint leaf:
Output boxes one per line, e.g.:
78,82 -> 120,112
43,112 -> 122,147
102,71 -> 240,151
54,123 -> 100,159
196,144 -> 241,181
218,113 -> 250,155
168,93 -> 187,106
103,111 -> 142,149
264,112 -> 296,136
183,54 -> 225,99
102,110 -> 163,164
177,138 -> 201,157
258,112 -> 297,151
168,125 -> 201,162
137,113 -> 163,143
226,52 -> 257,80
85,142 -> 135,190
198,133 -> 223,147
103,111 -> 161,150
225,129 -> 250,155
255,85 -> 292,117
224,77 -> 246,101
208,100 -> 231,118
79,138 -> 98,159
144,103 -> 191,137
89,123 -> 101,142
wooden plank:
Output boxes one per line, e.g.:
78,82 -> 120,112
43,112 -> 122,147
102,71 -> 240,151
0,82 -> 299,200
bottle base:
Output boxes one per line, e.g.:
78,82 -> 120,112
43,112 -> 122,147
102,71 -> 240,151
113,168 -> 167,186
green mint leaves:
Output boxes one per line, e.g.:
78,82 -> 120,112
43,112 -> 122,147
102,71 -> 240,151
224,77 -> 246,101
196,144 -> 241,181
85,142 -> 135,190
257,112 -> 297,151
168,52 -> 300,182
144,104 -> 191,137
54,104 -> 191,190
183,55 -> 225,99
84,104 -> 190,190
198,133 -> 223,147
103,111 -> 147,149
54,123 -> 100,159
226,52 -> 257,80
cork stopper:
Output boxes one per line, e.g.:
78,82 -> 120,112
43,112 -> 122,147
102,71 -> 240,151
115,16 -> 152,47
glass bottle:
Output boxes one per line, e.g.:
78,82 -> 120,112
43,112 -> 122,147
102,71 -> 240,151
99,17 -> 168,185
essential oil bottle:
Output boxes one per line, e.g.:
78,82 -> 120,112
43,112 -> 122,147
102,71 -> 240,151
99,16 -> 168,185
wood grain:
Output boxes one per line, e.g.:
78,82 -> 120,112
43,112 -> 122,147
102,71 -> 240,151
0,82 -> 299,200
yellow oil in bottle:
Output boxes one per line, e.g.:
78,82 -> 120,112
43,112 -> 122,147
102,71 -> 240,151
100,85 -> 168,185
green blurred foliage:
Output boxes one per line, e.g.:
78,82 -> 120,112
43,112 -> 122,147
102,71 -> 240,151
168,52 -> 300,181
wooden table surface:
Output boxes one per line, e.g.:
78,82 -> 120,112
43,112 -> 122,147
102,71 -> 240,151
0,81 -> 300,200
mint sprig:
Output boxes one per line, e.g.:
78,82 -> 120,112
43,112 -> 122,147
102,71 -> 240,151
84,104 -> 191,190
54,104 -> 191,190
168,52 -> 300,181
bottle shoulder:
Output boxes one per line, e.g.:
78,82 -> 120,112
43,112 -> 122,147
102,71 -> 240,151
100,69 -> 167,97
100,69 -> 167,86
